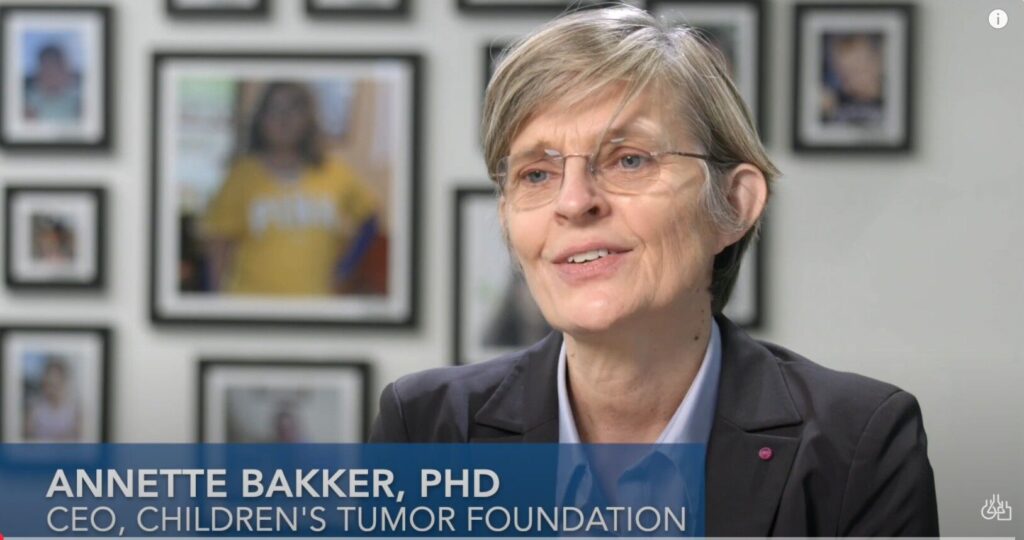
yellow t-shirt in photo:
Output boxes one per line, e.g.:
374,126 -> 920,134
201,156 -> 378,295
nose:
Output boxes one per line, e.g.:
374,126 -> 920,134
553,154 -> 608,222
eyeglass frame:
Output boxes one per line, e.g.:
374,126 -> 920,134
490,144 -> 742,207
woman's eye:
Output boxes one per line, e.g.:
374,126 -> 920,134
520,169 -> 549,184
617,153 -> 651,170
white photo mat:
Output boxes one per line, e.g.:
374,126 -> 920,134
153,55 -> 417,324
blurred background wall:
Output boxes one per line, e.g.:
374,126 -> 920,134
0,0 -> 1021,534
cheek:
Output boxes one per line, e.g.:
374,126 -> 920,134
641,197 -> 716,290
504,212 -> 546,265
504,211 -> 553,307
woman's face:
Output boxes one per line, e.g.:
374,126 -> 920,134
502,88 -> 726,336
42,363 -> 68,400
38,53 -> 72,90
833,36 -> 883,101
260,87 -> 310,152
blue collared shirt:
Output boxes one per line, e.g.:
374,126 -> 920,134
554,320 -> 721,535
557,318 -> 722,444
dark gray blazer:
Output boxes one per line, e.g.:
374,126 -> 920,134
370,315 -> 939,536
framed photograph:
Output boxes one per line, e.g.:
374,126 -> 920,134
0,326 -> 110,442
0,5 -> 112,150
458,0 -> 644,14
150,52 -> 420,327
793,3 -> 914,152
166,0 -> 269,18
649,0 -> 767,141
4,186 -> 105,290
721,223 -> 765,329
454,187 -> 552,365
306,0 -> 408,17
198,359 -> 371,443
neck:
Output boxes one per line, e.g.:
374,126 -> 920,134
263,150 -> 302,169
565,304 -> 713,443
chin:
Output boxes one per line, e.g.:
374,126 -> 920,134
550,296 -> 632,336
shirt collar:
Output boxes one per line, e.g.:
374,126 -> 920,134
557,318 -> 722,444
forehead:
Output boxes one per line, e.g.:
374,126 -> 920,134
509,85 -> 687,154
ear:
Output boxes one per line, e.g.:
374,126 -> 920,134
715,163 -> 768,254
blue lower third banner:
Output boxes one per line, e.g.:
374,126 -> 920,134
0,444 -> 705,537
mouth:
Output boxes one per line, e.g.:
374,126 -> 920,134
548,243 -> 633,284
551,246 -> 631,284
556,244 -> 632,265
565,248 -> 615,264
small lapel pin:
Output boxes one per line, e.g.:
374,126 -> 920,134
758,446 -> 773,461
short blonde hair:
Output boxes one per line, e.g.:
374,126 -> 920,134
482,3 -> 779,313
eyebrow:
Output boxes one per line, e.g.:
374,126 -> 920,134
601,124 -> 662,142
511,122 -> 665,155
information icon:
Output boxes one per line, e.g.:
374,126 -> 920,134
989,9 -> 1008,29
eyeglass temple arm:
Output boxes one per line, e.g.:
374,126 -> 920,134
668,151 -> 740,167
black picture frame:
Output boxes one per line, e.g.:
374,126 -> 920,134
481,40 -> 510,139
305,0 -> 409,17
165,0 -> 269,19
792,3 -> 915,153
150,52 -> 421,328
721,220 -> 766,329
4,185 -> 106,290
647,0 -> 768,142
0,4 -> 113,151
453,186 -> 553,365
0,325 -> 112,442
482,41 -> 508,95
197,359 -> 372,443
458,0 -> 643,14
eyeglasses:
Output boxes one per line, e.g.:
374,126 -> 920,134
492,138 -> 737,210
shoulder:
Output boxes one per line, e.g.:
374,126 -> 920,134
764,340 -> 908,422
716,315 -> 926,453
717,317 -> 916,436
392,354 -> 520,414
370,332 -> 561,442
369,352 -> 523,442
749,337 -> 932,489
746,342 -> 937,534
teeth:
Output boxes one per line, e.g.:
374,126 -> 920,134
567,249 -> 610,264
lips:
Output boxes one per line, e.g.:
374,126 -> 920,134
553,243 -> 631,264
550,242 -> 633,284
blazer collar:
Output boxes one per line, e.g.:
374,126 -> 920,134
472,316 -> 802,436
705,315 -> 803,536
712,314 -> 802,430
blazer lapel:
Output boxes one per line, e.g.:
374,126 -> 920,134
706,316 -> 803,536
471,332 -> 561,443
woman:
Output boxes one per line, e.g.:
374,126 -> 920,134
202,82 -> 379,296
371,5 -> 938,536
24,357 -> 82,442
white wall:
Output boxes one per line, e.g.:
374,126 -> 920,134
0,0 -> 1021,535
